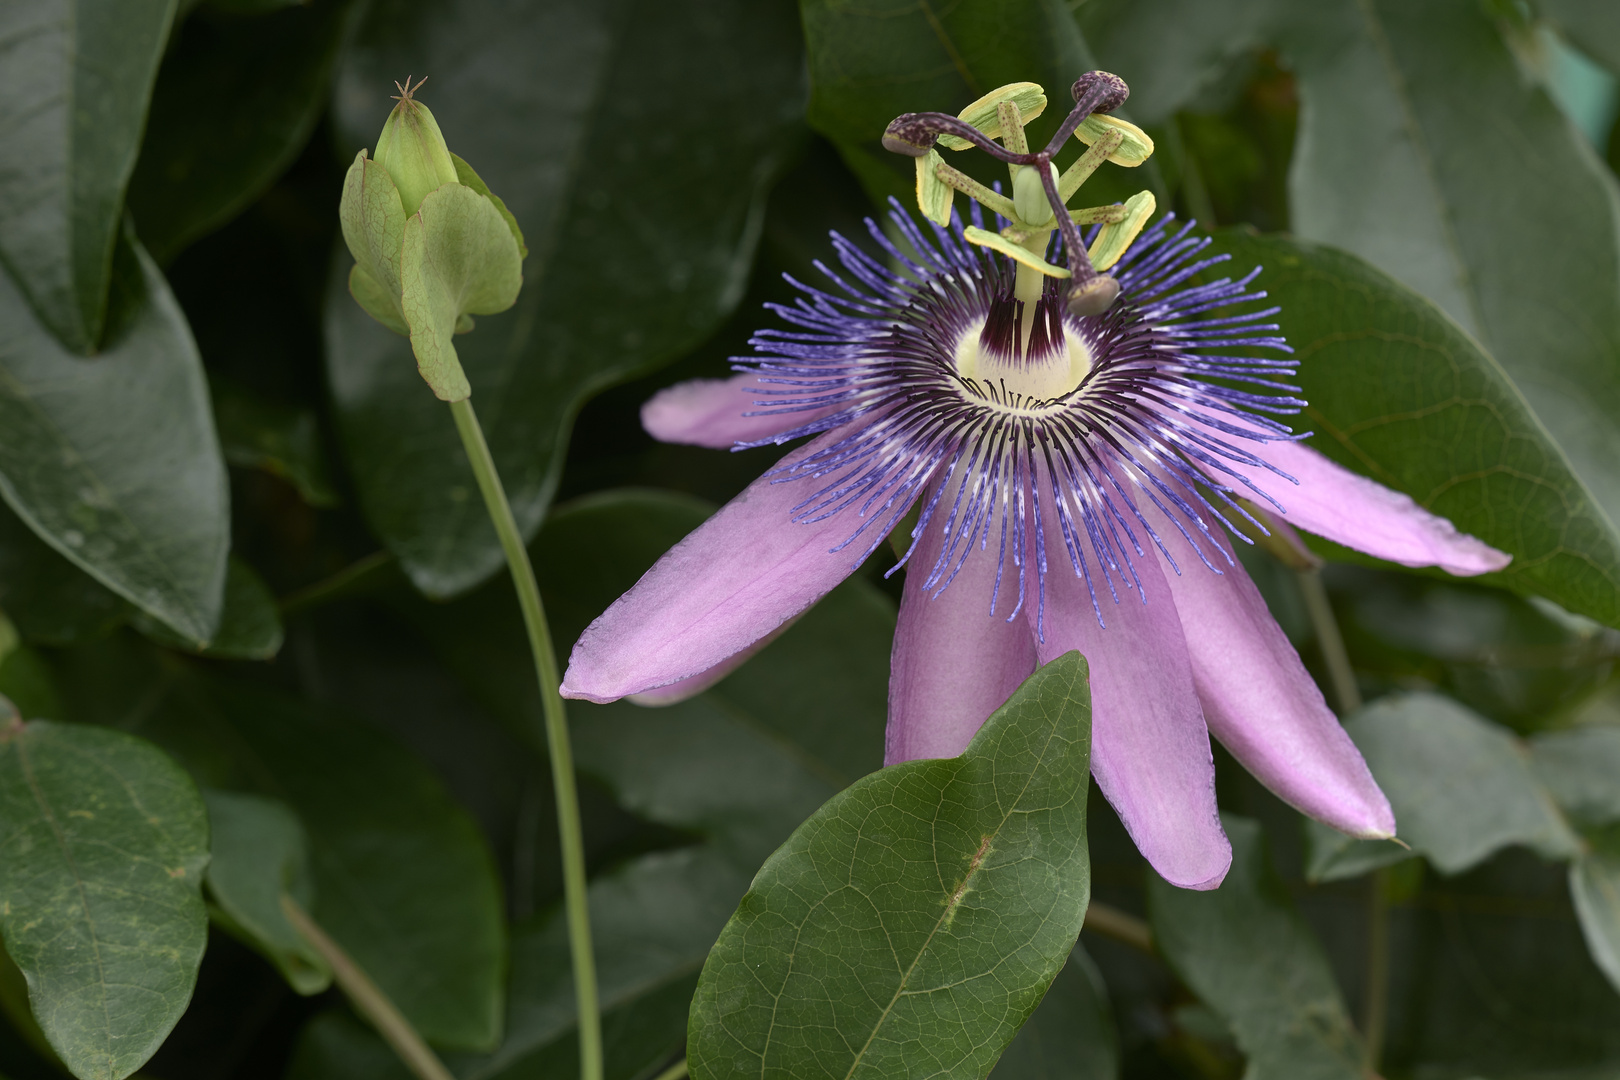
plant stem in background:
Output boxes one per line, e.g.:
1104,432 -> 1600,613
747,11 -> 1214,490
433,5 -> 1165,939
1082,901 -> 1154,954
1295,567 -> 1389,1072
282,898 -> 454,1080
450,397 -> 603,1080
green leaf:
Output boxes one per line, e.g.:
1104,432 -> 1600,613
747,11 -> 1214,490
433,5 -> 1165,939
0,503 -> 130,646
0,717 -> 209,1080
1150,816 -> 1363,1080
0,233 -> 230,644
210,377 -> 338,508
1306,692 -> 1580,882
0,0 -> 176,351
126,0 -> 360,263
134,557 -> 283,659
802,0 -> 1152,209
990,946 -> 1118,1080
1086,1 -> 1620,602
399,183 -> 523,401
1212,230 -> 1620,627
1571,847 -> 1620,997
50,645 -> 508,1053
325,0 -> 807,596
1539,0 -> 1620,73
689,652 -> 1093,1080
203,789 -> 330,995
1285,2 -> 1620,551
1532,726 -> 1620,826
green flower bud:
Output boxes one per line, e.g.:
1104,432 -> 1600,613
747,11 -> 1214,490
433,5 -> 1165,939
373,76 -> 460,216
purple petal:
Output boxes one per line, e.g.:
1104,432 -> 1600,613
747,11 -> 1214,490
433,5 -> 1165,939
1034,507 -> 1231,890
1158,521 -> 1395,838
641,373 -> 834,448
561,437 -> 878,703
1204,437 -> 1511,576
885,500 -> 1038,765
627,619 -> 799,707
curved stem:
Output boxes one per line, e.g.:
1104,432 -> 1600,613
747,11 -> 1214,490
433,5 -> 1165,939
450,398 -> 602,1080
282,897 -> 454,1080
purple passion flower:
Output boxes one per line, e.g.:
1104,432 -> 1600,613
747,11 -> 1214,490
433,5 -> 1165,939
560,75 -> 1509,889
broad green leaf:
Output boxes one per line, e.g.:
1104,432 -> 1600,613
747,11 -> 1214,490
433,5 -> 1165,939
1213,230 -> 1620,627
0,504 -> 130,646
127,0 -> 360,263
203,790 -> 331,996
1306,693 -> 1580,882
0,717 -> 209,1080
689,652 -> 1092,1080
1571,847 -> 1620,996
803,0 -> 1151,209
1532,726 -> 1620,825
1086,1 -> 1620,604
210,377 -> 338,508
399,183 -> 523,402
0,0 -> 176,351
1150,817 -> 1363,1080
47,643 -> 508,1053
1285,2 -> 1620,547
134,557 -> 283,659
990,946 -> 1118,1080
326,0 -> 807,596
0,234 -> 230,644
1540,0 -> 1620,72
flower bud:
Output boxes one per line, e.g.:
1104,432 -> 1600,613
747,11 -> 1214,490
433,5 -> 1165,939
374,76 -> 460,215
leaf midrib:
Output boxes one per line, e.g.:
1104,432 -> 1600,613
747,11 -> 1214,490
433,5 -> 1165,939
838,727 -> 1058,1079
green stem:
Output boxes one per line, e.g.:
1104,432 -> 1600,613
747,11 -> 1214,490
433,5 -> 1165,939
450,397 -> 602,1080
650,1060 -> 690,1080
1082,901 -> 1154,954
282,897 -> 454,1080
1295,567 -> 1361,715
1294,566 -> 1386,1071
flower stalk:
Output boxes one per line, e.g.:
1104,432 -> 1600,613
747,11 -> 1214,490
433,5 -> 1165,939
451,398 -> 602,1080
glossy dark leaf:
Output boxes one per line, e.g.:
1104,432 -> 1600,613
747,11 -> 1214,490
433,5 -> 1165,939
1572,841 -> 1620,999
1532,726 -> 1620,826
128,0 -> 359,264
802,0 -> 1150,209
1306,692 -> 1580,882
990,946 -> 1118,1080
210,377 -> 338,508
1214,230 -> 1620,627
0,234 -> 230,644
1150,816 -> 1363,1080
689,653 -> 1093,1080
203,789 -> 331,995
0,0 -> 175,350
134,558 -> 284,659
49,642 -> 508,1052
325,0 -> 807,597
0,502 -> 130,646
1540,0 -> 1620,72
0,717 -> 209,1080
